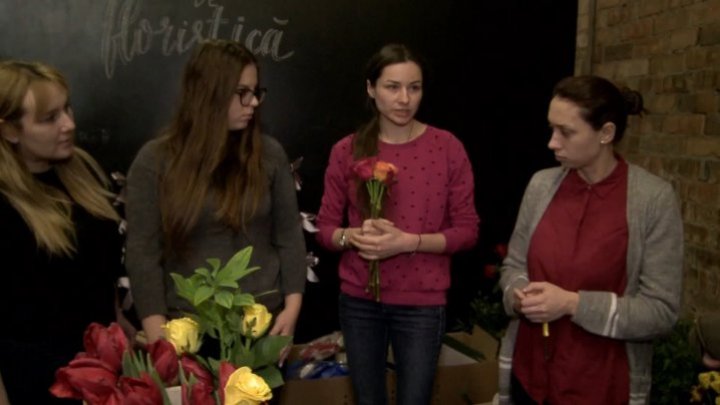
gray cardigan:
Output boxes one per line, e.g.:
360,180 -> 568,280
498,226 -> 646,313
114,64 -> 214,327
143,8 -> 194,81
498,163 -> 683,405
125,135 -> 306,319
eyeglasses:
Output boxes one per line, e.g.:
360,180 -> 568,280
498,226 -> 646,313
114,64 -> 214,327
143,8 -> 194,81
235,87 -> 267,106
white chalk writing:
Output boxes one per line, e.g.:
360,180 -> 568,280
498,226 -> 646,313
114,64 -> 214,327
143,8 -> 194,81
101,0 -> 295,78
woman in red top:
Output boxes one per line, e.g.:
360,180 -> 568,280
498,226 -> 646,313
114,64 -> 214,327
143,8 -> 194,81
499,76 -> 683,404
316,43 -> 479,405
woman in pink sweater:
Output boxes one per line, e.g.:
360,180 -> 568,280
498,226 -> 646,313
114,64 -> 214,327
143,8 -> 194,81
316,43 -> 479,405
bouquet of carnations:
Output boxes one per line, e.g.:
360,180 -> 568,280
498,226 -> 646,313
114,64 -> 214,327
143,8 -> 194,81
50,246 -> 290,405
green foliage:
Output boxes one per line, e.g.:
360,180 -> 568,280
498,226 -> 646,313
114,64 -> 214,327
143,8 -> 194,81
650,318 -> 699,405
121,351 -> 171,404
465,283 -> 509,341
170,246 -> 287,388
462,245 -> 510,340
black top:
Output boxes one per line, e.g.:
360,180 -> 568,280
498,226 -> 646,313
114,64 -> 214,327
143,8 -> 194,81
0,169 -> 121,404
0,169 -> 120,347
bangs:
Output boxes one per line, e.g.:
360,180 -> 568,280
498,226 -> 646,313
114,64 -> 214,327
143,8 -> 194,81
27,81 -> 68,120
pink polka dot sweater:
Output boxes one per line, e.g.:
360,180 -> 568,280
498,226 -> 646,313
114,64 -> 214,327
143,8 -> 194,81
316,125 -> 479,305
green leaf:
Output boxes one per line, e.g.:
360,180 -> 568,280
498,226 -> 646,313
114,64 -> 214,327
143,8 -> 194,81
193,286 -> 214,306
252,335 -> 292,368
232,292 -> 256,307
230,340 -> 254,368
206,258 -> 221,272
195,266 -> 212,280
229,265 -> 260,282
188,273 -> 205,288
214,290 -> 234,309
146,366 -> 171,405
225,311 -> 244,335
208,356 -> 220,369
170,273 -> 195,302
216,279 -> 239,289
222,248 -> 261,282
255,365 -> 285,389
226,246 -> 253,272
122,351 -> 140,378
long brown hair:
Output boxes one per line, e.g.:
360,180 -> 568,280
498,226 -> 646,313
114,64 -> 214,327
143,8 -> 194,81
351,44 -> 425,217
158,40 -> 265,255
0,61 -> 119,256
353,43 -> 425,159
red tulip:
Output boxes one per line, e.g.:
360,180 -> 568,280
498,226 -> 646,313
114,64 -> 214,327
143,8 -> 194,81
83,322 -> 128,372
147,338 -> 179,384
351,157 -> 377,181
119,372 -> 164,405
50,357 -> 121,404
182,379 -> 216,405
180,355 -> 213,387
218,361 -> 237,404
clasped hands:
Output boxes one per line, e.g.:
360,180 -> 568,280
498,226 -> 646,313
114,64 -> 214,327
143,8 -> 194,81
513,281 -> 579,323
348,218 -> 415,261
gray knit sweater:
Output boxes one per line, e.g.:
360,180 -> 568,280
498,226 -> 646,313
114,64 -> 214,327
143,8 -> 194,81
498,163 -> 684,405
125,135 -> 306,319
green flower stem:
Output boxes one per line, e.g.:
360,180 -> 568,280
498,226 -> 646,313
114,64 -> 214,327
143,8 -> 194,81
219,329 -> 229,360
364,180 -> 387,301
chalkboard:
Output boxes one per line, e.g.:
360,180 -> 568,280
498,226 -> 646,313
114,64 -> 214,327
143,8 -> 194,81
0,0 -> 577,340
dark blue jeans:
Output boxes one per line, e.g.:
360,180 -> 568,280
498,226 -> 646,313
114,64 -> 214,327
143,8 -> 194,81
339,293 -> 445,405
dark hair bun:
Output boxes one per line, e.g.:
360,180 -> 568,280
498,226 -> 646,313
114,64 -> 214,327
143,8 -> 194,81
621,88 -> 644,115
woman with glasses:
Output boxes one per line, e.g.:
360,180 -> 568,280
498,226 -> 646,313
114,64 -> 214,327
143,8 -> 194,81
315,43 -> 479,405
125,40 -> 306,345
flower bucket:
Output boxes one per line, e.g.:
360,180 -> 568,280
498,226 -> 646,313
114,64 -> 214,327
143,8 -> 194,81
166,386 -> 182,405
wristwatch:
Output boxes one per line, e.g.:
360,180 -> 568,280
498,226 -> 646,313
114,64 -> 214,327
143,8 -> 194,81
339,229 -> 348,248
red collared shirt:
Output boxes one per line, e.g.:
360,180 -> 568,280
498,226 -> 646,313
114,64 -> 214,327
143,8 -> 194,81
514,158 -> 630,405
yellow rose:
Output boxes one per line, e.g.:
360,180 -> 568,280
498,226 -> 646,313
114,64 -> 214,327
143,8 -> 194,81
224,366 -> 272,405
241,304 -> 272,338
690,385 -> 702,402
162,317 -> 201,355
700,372 -> 715,389
712,378 -> 720,394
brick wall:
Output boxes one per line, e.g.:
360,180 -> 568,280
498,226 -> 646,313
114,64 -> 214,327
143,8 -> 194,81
576,0 -> 720,312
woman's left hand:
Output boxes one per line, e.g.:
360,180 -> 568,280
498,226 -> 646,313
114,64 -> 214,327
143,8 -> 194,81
270,308 -> 298,336
270,306 -> 299,367
269,293 -> 302,366
352,219 -> 415,260
518,281 -> 579,323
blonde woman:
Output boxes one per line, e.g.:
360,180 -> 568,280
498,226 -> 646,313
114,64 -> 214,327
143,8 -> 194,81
0,61 -> 122,404
125,40 -> 306,345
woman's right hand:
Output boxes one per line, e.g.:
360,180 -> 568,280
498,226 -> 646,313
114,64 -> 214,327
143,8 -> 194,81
517,282 -> 579,323
141,314 -> 168,343
513,288 -> 527,315
352,218 -> 417,260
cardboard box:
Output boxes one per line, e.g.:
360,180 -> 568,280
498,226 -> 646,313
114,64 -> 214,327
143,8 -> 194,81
278,345 -> 396,405
431,326 -> 499,405
279,326 -> 498,405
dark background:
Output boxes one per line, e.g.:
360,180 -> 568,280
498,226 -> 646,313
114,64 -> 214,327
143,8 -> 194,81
0,0 -> 577,342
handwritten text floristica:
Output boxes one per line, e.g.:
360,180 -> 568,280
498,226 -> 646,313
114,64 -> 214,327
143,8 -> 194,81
101,0 -> 295,78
